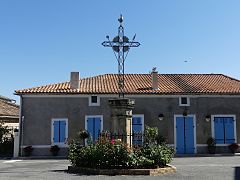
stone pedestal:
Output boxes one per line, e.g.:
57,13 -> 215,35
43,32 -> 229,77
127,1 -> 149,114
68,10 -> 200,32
13,130 -> 19,157
109,98 -> 135,146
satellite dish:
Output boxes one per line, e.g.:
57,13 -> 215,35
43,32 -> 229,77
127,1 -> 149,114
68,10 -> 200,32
112,36 -> 130,52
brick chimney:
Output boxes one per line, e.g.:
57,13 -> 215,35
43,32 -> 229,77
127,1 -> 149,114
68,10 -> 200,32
151,67 -> 158,90
70,72 -> 80,89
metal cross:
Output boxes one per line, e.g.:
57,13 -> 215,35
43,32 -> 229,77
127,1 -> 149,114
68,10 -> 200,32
102,15 -> 140,98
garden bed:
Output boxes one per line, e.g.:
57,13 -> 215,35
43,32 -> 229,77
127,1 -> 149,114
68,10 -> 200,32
68,165 -> 176,176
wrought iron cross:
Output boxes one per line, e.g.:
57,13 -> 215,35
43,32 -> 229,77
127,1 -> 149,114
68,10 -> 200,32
102,15 -> 140,98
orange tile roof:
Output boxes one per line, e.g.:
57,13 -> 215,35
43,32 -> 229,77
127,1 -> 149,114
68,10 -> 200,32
15,74 -> 240,95
0,99 -> 19,118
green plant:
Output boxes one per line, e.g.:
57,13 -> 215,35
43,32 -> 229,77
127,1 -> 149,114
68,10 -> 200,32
207,137 -> 216,154
207,137 -> 216,146
228,143 -> 239,154
78,130 -> 90,140
68,137 -> 130,168
50,145 -> 60,155
144,126 -> 158,146
140,144 -> 174,167
68,127 -> 174,169
0,123 -> 10,143
23,146 -> 33,156
24,146 -> 33,152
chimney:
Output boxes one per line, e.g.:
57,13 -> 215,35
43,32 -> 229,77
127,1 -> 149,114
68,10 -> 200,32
70,72 -> 80,89
151,67 -> 158,90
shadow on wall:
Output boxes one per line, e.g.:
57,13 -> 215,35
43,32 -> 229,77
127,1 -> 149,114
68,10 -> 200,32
235,167 -> 240,180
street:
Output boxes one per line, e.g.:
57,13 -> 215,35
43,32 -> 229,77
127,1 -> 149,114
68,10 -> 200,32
0,156 -> 239,180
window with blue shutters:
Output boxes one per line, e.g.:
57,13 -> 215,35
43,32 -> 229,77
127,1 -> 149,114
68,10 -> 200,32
214,116 -> 235,144
132,115 -> 144,146
86,116 -> 103,143
52,119 -> 68,144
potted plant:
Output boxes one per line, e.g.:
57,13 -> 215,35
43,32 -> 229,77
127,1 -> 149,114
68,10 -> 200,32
228,143 -> 239,154
78,130 -> 90,145
207,137 -> 216,154
23,146 -> 33,156
50,145 -> 60,156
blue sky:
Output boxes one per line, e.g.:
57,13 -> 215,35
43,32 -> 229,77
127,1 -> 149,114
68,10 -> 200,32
1,1 -> 240,102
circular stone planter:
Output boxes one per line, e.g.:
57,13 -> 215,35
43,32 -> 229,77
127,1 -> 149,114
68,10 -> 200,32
68,165 -> 176,176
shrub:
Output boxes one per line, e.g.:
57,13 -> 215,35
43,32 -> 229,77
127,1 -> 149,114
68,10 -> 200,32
68,140 -> 83,167
68,137 -> 130,168
77,130 -> 90,140
139,144 -> 174,167
23,146 -> 33,153
50,145 -> 60,152
144,126 -> 158,145
68,137 -> 174,169
228,143 -> 239,153
68,126 -> 174,169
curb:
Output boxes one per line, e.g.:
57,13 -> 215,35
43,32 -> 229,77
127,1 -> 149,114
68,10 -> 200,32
67,165 -> 176,176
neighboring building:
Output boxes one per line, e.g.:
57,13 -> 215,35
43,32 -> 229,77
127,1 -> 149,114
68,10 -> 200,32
0,95 -> 19,133
15,71 -> 240,156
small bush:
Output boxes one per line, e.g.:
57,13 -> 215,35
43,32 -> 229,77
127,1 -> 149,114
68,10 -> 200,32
68,126 -> 174,169
69,138 -> 130,168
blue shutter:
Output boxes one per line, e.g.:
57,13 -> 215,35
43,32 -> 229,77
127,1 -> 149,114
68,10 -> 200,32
94,118 -> 101,142
214,117 -> 224,144
176,117 -> 185,154
224,117 -> 235,144
132,117 -> 143,146
53,121 -> 60,143
87,118 -> 94,142
59,121 -> 66,143
185,117 -> 194,154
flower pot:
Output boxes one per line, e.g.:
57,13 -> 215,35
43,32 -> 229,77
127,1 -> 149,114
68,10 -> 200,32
208,146 -> 216,154
52,151 -> 58,156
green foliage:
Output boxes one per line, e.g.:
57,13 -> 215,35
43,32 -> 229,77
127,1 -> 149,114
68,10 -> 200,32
140,144 -> 175,167
68,137 -> 130,168
144,126 -> 158,145
207,137 -> 216,147
50,145 -> 60,152
77,129 -> 90,140
68,128 -> 175,169
0,123 -> 11,143
0,124 -> 13,156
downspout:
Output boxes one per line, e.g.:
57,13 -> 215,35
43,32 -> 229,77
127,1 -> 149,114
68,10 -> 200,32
18,95 -> 23,157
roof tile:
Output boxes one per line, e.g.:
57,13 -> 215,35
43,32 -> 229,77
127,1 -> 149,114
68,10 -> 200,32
15,74 -> 240,95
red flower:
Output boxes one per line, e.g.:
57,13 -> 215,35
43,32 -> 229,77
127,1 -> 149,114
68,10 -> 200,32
111,139 -> 116,144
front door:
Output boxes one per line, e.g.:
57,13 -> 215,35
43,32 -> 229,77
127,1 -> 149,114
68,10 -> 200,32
175,116 -> 195,154
86,116 -> 102,142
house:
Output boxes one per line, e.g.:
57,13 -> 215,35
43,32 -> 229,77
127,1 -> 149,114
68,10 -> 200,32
15,71 -> 240,156
0,95 -> 19,133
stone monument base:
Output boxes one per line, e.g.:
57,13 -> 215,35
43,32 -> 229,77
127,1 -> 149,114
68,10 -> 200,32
108,98 -> 135,146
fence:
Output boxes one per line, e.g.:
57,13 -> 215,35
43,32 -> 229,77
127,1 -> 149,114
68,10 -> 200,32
96,131 -> 144,147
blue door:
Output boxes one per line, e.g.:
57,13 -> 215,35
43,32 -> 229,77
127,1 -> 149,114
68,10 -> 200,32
132,116 -> 143,146
87,117 -> 101,142
176,116 -> 195,154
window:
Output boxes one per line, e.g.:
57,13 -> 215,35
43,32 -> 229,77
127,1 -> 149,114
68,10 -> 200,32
91,96 -> 97,103
179,97 -> 190,106
89,96 -> 100,106
213,116 -> 236,144
85,115 -> 103,143
51,119 -> 68,145
132,115 -> 144,146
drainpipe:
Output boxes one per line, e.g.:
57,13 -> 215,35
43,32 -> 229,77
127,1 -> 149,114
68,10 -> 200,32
18,95 -> 24,157
20,115 -> 24,156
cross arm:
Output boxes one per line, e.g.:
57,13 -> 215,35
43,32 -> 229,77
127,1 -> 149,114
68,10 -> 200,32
102,41 -> 140,47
